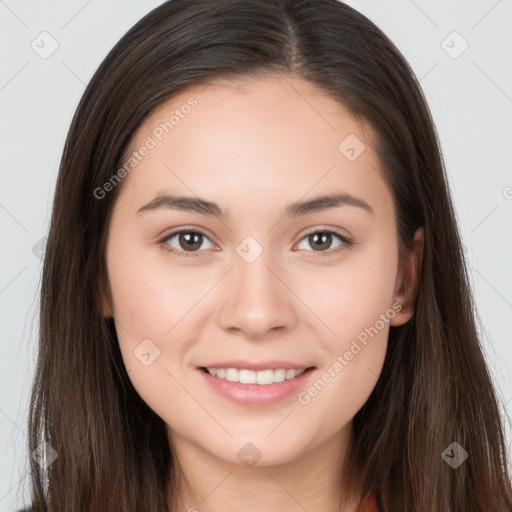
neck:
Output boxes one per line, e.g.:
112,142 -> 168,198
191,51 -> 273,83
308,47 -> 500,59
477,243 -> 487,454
166,422 -> 362,512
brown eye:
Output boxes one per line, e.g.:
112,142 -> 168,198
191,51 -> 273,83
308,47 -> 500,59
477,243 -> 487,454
178,232 -> 203,251
161,230 -> 215,256
296,230 -> 353,256
308,232 -> 334,251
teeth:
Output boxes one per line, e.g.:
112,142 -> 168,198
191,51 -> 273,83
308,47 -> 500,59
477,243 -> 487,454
205,367 -> 306,385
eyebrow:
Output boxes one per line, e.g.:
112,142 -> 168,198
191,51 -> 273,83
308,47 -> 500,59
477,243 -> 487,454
136,192 -> 374,219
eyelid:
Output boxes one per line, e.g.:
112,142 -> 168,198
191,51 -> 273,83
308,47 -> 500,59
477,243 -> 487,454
158,225 -> 216,240
294,227 -> 353,257
158,227 -> 218,257
158,226 -> 354,258
299,225 -> 352,240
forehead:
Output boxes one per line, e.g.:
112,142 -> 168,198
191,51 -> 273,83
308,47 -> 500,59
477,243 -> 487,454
118,74 -> 392,219
136,74 -> 365,147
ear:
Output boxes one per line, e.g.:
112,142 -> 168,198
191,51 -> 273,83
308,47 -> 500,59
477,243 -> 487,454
101,297 -> 113,319
390,226 -> 424,326
97,275 -> 113,318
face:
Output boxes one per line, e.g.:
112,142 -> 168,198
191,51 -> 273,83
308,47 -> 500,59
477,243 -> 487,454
104,74 -> 417,468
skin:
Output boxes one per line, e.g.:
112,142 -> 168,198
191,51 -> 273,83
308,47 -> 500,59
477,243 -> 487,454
103,73 -> 423,512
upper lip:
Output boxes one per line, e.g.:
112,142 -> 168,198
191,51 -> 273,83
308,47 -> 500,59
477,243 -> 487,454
199,360 -> 315,371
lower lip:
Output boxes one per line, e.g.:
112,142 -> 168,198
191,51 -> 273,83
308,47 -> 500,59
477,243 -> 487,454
197,367 -> 316,406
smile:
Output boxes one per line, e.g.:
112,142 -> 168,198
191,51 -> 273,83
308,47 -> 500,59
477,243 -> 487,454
202,367 -> 308,385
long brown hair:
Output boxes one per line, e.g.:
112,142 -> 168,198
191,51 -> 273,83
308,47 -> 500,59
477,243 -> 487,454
22,0 -> 512,510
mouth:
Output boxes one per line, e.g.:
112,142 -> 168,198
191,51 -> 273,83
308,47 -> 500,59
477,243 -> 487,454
199,366 -> 316,385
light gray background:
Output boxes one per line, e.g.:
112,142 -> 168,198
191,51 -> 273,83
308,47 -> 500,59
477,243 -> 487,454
1,0 -> 511,509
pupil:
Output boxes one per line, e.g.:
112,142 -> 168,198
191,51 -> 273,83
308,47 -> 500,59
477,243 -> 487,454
177,232 -> 333,253
181,232 -> 201,250
311,232 -> 331,251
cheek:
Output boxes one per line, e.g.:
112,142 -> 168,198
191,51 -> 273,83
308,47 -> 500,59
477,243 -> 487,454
108,258 -> 170,341
106,243 -> 203,420
301,234 -> 398,345
293,235 -> 396,409
106,239 -> 217,382
107,234 -> 205,336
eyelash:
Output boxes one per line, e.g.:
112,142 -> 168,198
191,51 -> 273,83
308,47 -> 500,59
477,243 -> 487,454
158,228 -> 354,258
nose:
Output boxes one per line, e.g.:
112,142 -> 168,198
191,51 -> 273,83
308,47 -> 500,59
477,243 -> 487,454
217,253 -> 298,340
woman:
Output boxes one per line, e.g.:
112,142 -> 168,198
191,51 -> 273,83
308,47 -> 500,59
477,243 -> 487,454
20,0 -> 512,511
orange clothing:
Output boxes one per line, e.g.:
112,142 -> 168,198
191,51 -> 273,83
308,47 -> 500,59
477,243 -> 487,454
356,493 -> 379,512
